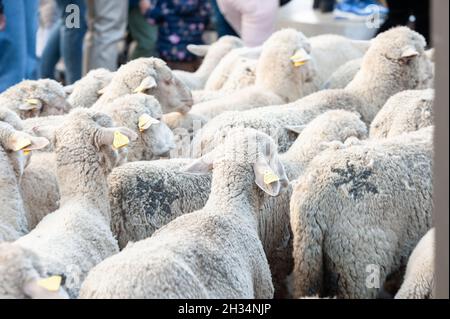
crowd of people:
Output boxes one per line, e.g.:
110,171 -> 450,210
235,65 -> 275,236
0,0 -> 430,93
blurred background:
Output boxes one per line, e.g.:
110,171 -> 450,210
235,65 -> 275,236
0,0 -> 432,91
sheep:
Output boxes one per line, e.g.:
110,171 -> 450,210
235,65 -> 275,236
172,36 -> 244,90
0,109 -> 138,298
192,27 -> 434,155
67,68 -> 114,109
305,35 -> 370,92
92,58 -> 194,114
395,228 -> 435,299
81,128 -> 290,299
0,122 -> 50,242
0,79 -> 72,119
19,152 -> 60,230
190,29 -> 315,120
108,110 -> 367,298
0,106 -> 23,130
96,94 -> 176,161
204,46 -> 262,91
323,58 -> 362,90
289,126 -> 434,299
370,89 -> 434,139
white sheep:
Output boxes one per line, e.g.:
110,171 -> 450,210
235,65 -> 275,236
0,109 -> 137,298
190,29 -> 315,119
80,128 -> 290,299
0,122 -> 49,242
97,94 -> 176,161
370,89 -> 434,139
290,126 -> 434,299
204,46 -> 262,91
172,35 -> 243,90
192,27 -> 434,155
67,68 -> 114,109
0,106 -> 23,130
0,79 -> 72,119
92,58 -> 193,114
395,228 -> 435,299
323,58 -> 362,90
107,110 -> 367,298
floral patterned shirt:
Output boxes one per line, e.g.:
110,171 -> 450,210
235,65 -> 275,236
145,0 -> 212,62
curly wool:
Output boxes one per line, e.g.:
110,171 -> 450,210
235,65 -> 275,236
323,58 -> 362,90
370,89 -> 434,139
0,79 -> 71,119
395,228 -> 435,299
290,127 -> 433,299
67,68 -> 114,109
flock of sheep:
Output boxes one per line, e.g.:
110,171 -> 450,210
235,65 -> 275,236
0,26 -> 436,299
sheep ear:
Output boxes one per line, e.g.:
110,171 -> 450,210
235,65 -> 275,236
187,44 -> 210,57
181,150 -> 216,174
18,99 -> 43,111
285,125 -> 306,135
253,154 -> 289,197
138,113 -> 160,132
399,47 -> 419,64
6,132 -> 49,152
23,276 -> 69,299
95,127 -> 138,150
134,76 -> 157,93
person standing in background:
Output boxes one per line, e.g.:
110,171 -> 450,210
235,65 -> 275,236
40,0 -> 87,84
216,0 -> 279,47
83,0 -> 128,74
142,0 -> 211,72
0,0 -> 39,93
128,0 -> 158,60
377,0 -> 430,45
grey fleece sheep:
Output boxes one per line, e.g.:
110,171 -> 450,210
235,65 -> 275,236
323,58 -> 362,90
190,29 -> 315,120
97,94 -> 176,161
0,79 -> 72,119
173,36 -> 243,90
193,27 -> 434,156
81,128 -> 290,299
108,110 -> 367,298
0,109 -> 137,298
0,122 -> 49,242
92,58 -> 193,114
395,228 -> 435,299
67,68 -> 114,109
290,126 -> 434,299
370,89 -> 434,139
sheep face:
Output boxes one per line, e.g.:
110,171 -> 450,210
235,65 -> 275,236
185,128 -> 290,197
365,27 -> 433,90
0,243 -> 68,299
0,122 -> 49,179
149,62 -> 194,114
138,114 -> 176,157
11,80 -> 72,119
53,110 -> 138,174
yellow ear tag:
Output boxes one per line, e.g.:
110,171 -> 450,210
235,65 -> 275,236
24,98 -> 40,105
23,150 -> 31,156
12,137 -> 32,152
36,275 -> 62,292
263,170 -> 280,185
294,61 -> 306,67
138,114 -> 160,132
113,131 -> 130,149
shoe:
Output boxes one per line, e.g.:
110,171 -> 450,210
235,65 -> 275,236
320,0 -> 336,13
334,0 -> 388,21
313,0 -> 321,10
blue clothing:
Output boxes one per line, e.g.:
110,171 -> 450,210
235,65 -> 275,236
0,0 -> 39,93
145,0 -> 211,62
40,0 -> 87,84
210,0 -> 237,37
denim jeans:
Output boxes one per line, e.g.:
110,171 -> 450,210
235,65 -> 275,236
40,0 -> 87,84
0,0 -> 39,93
